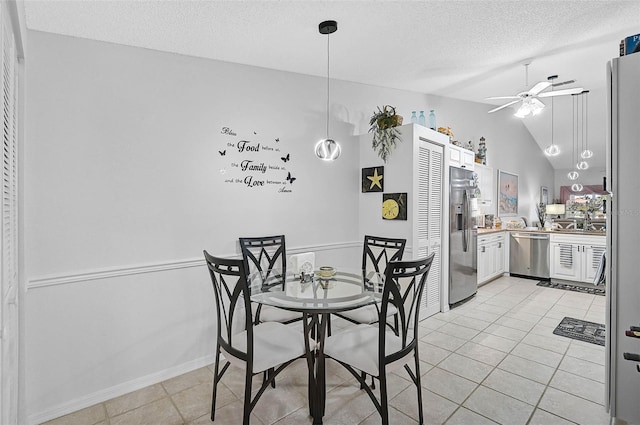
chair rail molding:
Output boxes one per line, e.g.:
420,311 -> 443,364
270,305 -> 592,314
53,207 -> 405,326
27,241 -> 360,290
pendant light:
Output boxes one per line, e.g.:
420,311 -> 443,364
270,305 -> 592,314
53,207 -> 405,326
577,90 -> 590,170
580,90 -> 593,159
567,93 -> 579,181
315,20 -> 341,161
544,76 -> 560,156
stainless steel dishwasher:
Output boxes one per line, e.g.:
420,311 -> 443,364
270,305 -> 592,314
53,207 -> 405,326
509,232 -> 550,280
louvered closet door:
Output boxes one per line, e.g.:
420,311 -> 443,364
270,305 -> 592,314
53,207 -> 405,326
0,8 -> 19,424
417,139 -> 444,319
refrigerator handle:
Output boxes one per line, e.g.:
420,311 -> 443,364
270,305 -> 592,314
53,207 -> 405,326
462,189 -> 468,252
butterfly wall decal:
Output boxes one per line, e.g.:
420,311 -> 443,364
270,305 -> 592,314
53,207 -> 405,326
286,172 -> 296,184
281,153 -> 290,162
219,150 -> 226,156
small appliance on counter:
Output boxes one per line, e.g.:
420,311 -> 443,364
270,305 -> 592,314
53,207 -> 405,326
484,214 -> 494,229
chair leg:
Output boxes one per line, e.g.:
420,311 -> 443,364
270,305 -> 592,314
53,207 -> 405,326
270,367 -> 276,388
414,352 -> 424,425
211,347 -> 221,421
379,369 -> 389,425
243,365 -> 253,425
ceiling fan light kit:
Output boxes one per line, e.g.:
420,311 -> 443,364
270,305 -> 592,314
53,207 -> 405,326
487,66 -> 583,118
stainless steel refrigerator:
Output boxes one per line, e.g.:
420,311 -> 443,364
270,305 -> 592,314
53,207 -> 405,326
449,166 -> 478,305
606,52 -> 640,424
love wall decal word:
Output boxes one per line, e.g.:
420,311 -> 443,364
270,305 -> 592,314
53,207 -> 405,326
218,126 -> 296,193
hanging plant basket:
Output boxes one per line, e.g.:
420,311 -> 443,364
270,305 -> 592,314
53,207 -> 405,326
369,105 -> 403,163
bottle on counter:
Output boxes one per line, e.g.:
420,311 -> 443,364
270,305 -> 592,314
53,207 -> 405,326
418,111 -> 426,126
494,217 -> 502,229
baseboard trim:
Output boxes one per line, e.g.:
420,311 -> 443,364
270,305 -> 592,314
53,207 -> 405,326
27,354 -> 215,425
27,241 -> 359,290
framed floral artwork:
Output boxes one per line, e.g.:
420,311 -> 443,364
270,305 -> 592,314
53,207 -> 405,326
498,170 -> 518,215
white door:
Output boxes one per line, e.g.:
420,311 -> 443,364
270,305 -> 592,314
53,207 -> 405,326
417,139 -> 444,319
0,8 -> 19,424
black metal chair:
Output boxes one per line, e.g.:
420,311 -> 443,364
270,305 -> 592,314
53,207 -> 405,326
336,235 -> 406,326
239,235 -> 302,324
324,253 -> 435,425
203,251 -> 311,424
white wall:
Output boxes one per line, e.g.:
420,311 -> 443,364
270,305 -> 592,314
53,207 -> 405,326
24,30 -> 554,422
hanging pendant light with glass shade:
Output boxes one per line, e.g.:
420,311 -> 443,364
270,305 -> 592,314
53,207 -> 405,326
544,76 -> 560,156
580,90 -> 593,159
568,93 -> 579,180
576,90 -> 590,170
314,20 -> 341,161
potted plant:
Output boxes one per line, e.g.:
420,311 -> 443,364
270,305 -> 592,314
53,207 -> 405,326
369,105 -> 403,163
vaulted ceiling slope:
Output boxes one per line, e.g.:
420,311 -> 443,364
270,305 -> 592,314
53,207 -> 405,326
24,1 -> 640,169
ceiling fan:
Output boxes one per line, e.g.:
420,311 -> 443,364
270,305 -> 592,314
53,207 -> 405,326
486,65 -> 584,117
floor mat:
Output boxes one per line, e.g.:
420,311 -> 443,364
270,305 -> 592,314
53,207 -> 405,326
537,280 -> 605,296
553,316 -> 605,346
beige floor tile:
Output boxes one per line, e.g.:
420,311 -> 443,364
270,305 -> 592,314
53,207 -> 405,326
437,353 -> 494,383
497,354 -> 556,385
463,386 -> 534,425
418,341 -> 452,366
538,387 -> 609,425
558,355 -> 605,384
41,403 -> 106,425
483,323 -> 528,341
445,407 -> 499,425
390,387 -> 458,425
105,383 -> 166,417
359,407 -> 418,424
422,367 -> 478,404
521,332 -> 570,354
455,341 -> 508,367
421,330 -> 468,351
202,399 -> 265,425
565,343 -> 605,366
162,366 -> 213,395
511,343 -> 563,368
172,381 -> 217,422
483,368 -> 545,405
437,321 -> 482,340
528,408 -> 577,425
450,314 -> 492,331
493,315 -> 536,332
549,370 -> 605,405
471,331 -> 519,353
110,398 -> 183,425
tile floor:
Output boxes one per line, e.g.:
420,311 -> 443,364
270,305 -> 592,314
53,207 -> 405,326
42,275 -> 608,425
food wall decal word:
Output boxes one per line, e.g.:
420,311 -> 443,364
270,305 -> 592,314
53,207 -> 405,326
219,126 -> 295,193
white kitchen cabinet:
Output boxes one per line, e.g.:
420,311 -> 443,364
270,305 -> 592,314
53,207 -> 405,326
549,233 -> 606,284
477,232 -> 505,285
474,163 -> 494,207
449,144 -> 475,170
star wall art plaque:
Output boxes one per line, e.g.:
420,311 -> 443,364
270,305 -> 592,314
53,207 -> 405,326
362,166 -> 384,193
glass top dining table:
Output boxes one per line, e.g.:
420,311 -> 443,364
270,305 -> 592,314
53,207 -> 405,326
249,268 -> 384,424
249,268 -> 383,313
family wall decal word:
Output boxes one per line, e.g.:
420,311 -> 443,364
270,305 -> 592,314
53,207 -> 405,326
219,126 -> 296,193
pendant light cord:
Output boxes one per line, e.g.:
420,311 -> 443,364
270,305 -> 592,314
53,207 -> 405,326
326,32 -> 330,139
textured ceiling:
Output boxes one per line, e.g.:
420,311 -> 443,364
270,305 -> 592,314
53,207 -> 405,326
24,0 -> 640,170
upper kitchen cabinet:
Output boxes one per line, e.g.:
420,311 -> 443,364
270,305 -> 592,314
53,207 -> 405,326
449,143 -> 475,170
475,164 -> 494,207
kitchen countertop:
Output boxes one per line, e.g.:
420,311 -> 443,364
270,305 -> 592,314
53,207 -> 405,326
477,228 -> 606,236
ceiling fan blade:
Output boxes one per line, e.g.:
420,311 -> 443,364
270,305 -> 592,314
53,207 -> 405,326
485,96 -> 520,100
487,100 -> 520,113
538,87 -> 584,97
552,79 -> 576,87
529,81 -> 551,95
